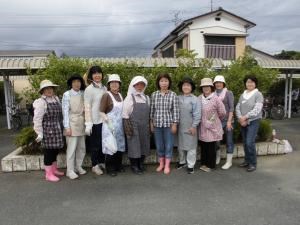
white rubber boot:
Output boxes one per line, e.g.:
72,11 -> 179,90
222,154 -> 233,170
216,150 -> 221,165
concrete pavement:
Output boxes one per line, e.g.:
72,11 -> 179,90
0,118 -> 299,225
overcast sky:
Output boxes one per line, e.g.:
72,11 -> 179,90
0,0 -> 299,57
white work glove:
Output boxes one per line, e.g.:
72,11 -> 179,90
85,124 -> 93,136
35,134 -> 43,143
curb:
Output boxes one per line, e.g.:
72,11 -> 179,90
1,142 -> 285,172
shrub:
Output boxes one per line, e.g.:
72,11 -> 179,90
257,119 -> 273,142
15,126 -> 43,155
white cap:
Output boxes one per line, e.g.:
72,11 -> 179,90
213,75 -> 226,84
107,74 -> 121,83
39,80 -> 58,93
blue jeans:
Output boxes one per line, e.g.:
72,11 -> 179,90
223,121 -> 234,153
241,119 -> 260,166
216,121 -> 234,154
154,127 -> 174,159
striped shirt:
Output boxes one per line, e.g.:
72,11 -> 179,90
150,90 -> 179,127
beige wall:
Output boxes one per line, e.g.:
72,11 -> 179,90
13,78 -> 31,108
183,36 -> 189,49
235,37 -> 246,59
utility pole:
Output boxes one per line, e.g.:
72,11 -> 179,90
211,0 -> 213,11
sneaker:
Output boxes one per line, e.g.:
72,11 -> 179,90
239,162 -> 249,167
92,165 -> 103,175
75,167 -> 87,175
176,162 -> 187,170
187,168 -> 194,174
66,171 -> 79,180
247,165 -> 256,172
199,165 -> 211,172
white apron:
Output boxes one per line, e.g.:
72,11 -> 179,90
102,92 -> 126,155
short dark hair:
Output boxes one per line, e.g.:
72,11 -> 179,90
200,86 -> 215,93
67,73 -> 86,90
178,77 -> 196,93
243,75 -> 258,88
87,65 -> 103,84
156,73 -> 172,90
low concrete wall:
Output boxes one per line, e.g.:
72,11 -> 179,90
1,142 -> 286,172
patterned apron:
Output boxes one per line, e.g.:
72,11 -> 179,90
127,94 -> 150,158
102,92 -> 125,155
42,98 -> 64,149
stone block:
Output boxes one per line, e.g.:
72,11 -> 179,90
237,145 -> 245,158
267,142 -> 278,155
257,143 -> 268,156
25,155 -> 40,170
1,159 -> 13,172
57,154 -> 66,168
12,156 -> 26,171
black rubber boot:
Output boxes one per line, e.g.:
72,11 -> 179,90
138,155 -> 146,172
129,158 -> 143,175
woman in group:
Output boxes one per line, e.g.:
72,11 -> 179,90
150,73 -> 179,175
33,80 -> 65,182
122,76 -> 151,175
198,78 -> 226,172
236,75 -> 264,172
213,75 -> 235,170
62,74 -> 86,180
84,66 -> 107,176
100,74 -> 126,177
176,77 -> 201,174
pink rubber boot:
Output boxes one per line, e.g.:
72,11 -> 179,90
156,157 -> 165,172
164,158 -> 171,175
52,162 -> 64,176
45,166 -> 59,182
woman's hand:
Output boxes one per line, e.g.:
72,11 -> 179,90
65,128 -> 72,136
226,122 -> 233,131
171,123 -> 177,134
150,122 -> 154,133
188,127 -> 197,136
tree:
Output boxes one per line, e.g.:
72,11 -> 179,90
274,50 -> 300,60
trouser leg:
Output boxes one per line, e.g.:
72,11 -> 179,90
75,136 -> 86,169
186,149 -> 197,168
66,136 -> 77,173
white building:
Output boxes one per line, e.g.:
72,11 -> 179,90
152,7 -> 256,60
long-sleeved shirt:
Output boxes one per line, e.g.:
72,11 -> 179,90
236,89 -> 264,122
33,95 -> 60,136
216,89 -> 234,122
100,92 -> 122,114
122,93 -> 150,119
84,82 -> 107,126
62,89 -> 84,128
150,90 -> 179,127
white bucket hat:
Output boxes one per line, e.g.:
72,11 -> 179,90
200,78 -> 214,87
213,75 -> 226,84
39,80 -> 58,93
107,74 -> 121,83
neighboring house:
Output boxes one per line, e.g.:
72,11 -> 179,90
0,50 -> 55,108
152,7 -> 256,60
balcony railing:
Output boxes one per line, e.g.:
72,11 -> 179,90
205,44 -> 236,60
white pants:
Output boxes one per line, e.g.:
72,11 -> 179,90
66,136 -> 86,173
178,148 -> 197,168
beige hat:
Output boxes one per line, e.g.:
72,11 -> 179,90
213,75 -> 226,84
200,78 -> 214,87
39,80 -> 58,93
107,74 -> 121,83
